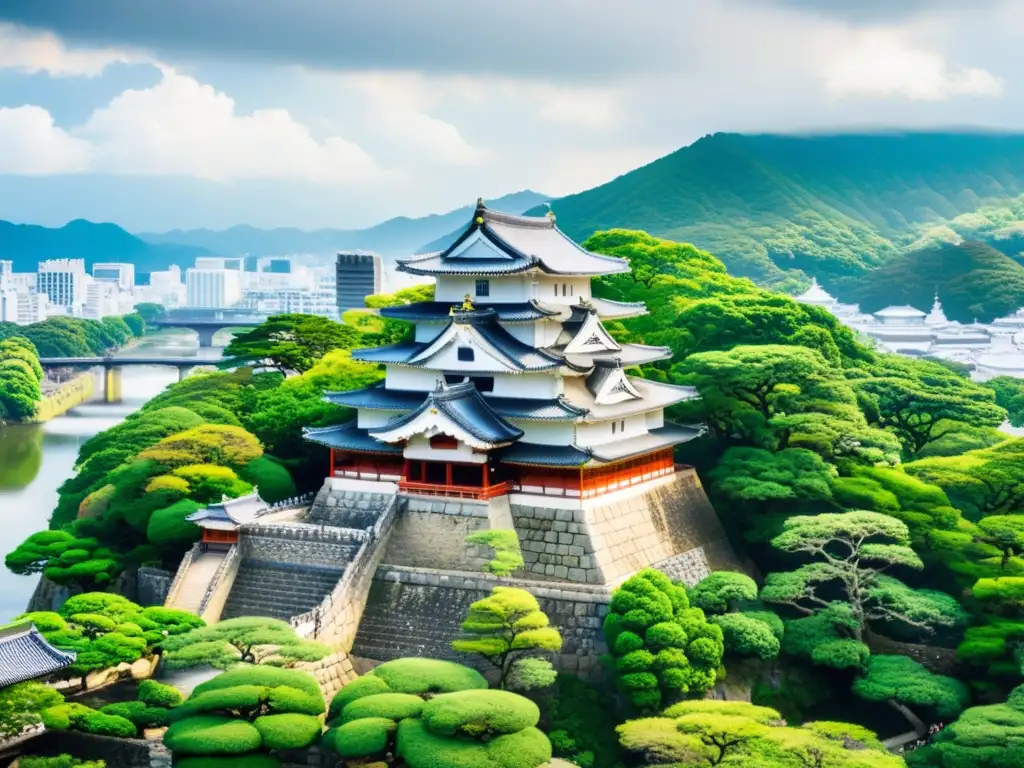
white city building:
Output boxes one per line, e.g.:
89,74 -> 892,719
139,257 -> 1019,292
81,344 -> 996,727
37,259 -> 88,311
186,268 -> 242,308
92,263 -> 136,291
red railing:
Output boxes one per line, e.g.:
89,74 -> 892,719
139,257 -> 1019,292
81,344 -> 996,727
398,480 -> 510,500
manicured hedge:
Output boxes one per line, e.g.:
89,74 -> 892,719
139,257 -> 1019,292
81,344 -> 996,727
328,675 -> 391,721
252,713 -> 322,750
175,756 -> 280,768
396,718 -> 551,768
329,717 -> 396,759
370,658 -> 488,696
138,679 -> 183,708
41,703 -> 136,738
164,715 -> 262,755
191,665 -> 322,698
421,690 -> 540,736
342,692 -> 425,723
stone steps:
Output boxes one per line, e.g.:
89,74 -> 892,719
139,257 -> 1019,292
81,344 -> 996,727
167,551 -> 227,614
220,560 -> 344,621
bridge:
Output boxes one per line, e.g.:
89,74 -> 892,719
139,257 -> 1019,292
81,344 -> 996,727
39,356 -> 223,403
147,316 -> 265,347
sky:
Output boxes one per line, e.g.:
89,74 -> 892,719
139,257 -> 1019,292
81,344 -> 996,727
0,0 -> 1021,231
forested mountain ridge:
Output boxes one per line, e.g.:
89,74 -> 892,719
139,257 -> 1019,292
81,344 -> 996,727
534,132 -> 1024,290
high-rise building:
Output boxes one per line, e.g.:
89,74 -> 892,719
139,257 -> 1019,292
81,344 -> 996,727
92,262 -> 136,291
37,259 -> 87,310
186,268 -> 242,308
0,289 -> 45,325
336,252 -> 381,314
84,280 -> 120,319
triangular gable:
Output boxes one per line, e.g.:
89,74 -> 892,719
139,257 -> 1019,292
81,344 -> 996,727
445,228 -> 518,262
409,321 -> 524,373
563,311 -> 621,355
369,405 -> 494,449
592,366 -> 642,405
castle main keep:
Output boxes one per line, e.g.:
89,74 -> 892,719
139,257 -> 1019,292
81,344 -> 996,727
167,201 -> 738,697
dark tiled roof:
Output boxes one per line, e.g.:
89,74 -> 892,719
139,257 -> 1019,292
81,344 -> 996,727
0,622 -> 75,686
455,313 -> 563,371
369,382 -> 523,445
380,301 -> 558,323
588,423 -> 704,463
351,339 -> 428,365
588,296 -> 649,319
303,421 -> 403,454
498,442 -> 592,467
325,382 -> 587,421
396,203 -> 628,278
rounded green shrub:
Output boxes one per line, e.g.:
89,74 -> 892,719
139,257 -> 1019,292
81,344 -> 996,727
238,456 -> 296,503
370,657 -> 488,695
138,679 -> 184,708
176,756 -> 280,768
172,685 -> 266,719
164,715 -> 262,755
397,718 -> 551,768
328,675 -> 391,722
329,717 -> 396,758
100,701 -> 169,730
342,692 -> 425,723
266,685 -> 326,716
421,690 -> 540,737
191,664 -> 322,699
81,710 -> 136,738
253,713 -> 322,750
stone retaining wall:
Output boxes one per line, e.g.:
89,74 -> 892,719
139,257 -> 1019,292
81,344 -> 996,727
136,567 -> 173,606
24,731 -> 170,768
291,493 -> 400,700
34,373 -> 95,422
241,522 -> 365,567
512,469 -> 739,586
382,496 -> 492,571
352,566 -> 610,680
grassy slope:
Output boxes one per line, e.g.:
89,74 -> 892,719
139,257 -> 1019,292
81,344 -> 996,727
540,132 -> 1024,288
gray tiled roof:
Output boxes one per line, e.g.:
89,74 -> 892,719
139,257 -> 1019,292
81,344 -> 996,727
498,442 -> 592,467
588,424 -> 704,463
0,622 -> 75,686
368,382 -> 523,445
380,301 -> 558,323
303,421 -> 403,454
396,203 -> 629,278
351,339 -> 428,365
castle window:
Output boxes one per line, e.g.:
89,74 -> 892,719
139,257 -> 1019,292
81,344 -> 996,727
475,279 -> 490,297
458,347 -> 475,362
612,422 -> 617,435
467,376 -> 494,392
621,420 -> 626,432
570,284 -> 574,296
562,283 -> 567,297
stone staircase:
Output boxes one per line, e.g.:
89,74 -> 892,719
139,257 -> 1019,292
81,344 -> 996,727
166,550 -> 226,614
220,560 -> 345,621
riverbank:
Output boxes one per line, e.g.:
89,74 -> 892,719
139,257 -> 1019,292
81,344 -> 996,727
34,373 -> 95,423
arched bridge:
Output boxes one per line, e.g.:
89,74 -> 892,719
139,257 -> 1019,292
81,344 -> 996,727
147,317 -> 264,347
39,356 -> 223,403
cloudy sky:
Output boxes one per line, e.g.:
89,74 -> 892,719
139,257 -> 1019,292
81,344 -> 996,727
0,0 -> 1021,231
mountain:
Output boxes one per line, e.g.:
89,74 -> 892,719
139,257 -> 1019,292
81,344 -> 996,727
835,240 -> 1024,324
0,219 -> 210,275
534,132 -> 1024,289
138,190 -> 550,260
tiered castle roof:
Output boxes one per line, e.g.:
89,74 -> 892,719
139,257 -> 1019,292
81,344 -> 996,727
305,200 -> 701,469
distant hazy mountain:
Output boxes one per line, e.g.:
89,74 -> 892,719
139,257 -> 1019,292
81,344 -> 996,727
139,190 -> 550,260
534,132 -> 1024,289
0,219 -> 209,274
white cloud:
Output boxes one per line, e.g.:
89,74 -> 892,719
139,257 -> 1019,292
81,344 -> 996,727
78,68 -> 382,183
820,30 -> 1004,101
0,106 -> 92,174
0,22 -> 139,77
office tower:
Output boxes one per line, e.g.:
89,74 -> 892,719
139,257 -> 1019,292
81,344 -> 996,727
92,262 -> 136,291
186,268 -> 242,308
37,259 -> 87,310
336,252 -> 382,314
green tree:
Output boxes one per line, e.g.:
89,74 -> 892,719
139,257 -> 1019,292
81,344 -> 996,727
762,512 -> 965,645
223,313 -> 360,374
976,516 -> 1024,569
162,617 -> 330,670
905,440 -> 1024,521
709,447 -> 836,507
603,569 -> 724,712
0,681 -> 63,740
853,655 -> 969,737
133,303 -> 165,322
451,587 -> 562,690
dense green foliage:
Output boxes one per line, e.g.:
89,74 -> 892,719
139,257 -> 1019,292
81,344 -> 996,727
0,337 -> 43,423
0,313 -> 145,358
0,681 -> 63,740
163,616 -> 329,669
603,569 -> 724,711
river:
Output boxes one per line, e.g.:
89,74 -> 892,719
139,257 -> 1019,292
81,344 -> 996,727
0,329 -> 229,622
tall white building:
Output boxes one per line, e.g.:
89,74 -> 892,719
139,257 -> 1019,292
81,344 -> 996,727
37,259 -> 88,311
186,268 -> 242,308
83,280 -> 121,319
92,262 -> 136,291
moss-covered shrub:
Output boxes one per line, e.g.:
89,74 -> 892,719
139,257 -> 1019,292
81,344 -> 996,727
100,700 -> 170,731
421,690 -> 540,737
329,717 -> 397,759
41,703 -> 136,738
191,664 -> 322,700
138,679 -> 183,708
328,675 -> 392,722
252,713 -> 322,750
164,715 -> 262,755
396,718 -> 551,768
342,692 -> 425,724
21,757 -> 105,768
370,657 -> 488,696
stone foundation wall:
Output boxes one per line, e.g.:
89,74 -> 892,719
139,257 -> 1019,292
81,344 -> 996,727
352,566 -> 610,680
241,522 -> 364,567
136,566 -> 173,606
291,493 -> 400,701
25,730 -> 170,768
511,470 -> 739,586
382,497 -> 492,572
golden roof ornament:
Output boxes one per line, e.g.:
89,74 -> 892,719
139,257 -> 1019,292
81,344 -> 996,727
462,294 -> 474,310
546,209 -> 556,222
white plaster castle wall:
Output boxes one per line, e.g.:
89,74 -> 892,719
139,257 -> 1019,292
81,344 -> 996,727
434,274 -> 529,303
575,412 -> 650,447
514,420 -> 575,446
645,409 -> 665,429
385,366 -> 442,391
537,277 -> 591,304
490,373 -> 560,398
404,434 -> 486,463
535,319 -> 563,347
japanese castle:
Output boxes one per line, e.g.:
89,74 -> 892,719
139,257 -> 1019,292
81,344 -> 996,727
305,200 -> 702,500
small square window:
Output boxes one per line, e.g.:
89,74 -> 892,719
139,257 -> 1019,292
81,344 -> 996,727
475,279 -> 490,297
458,347 -> 475,362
